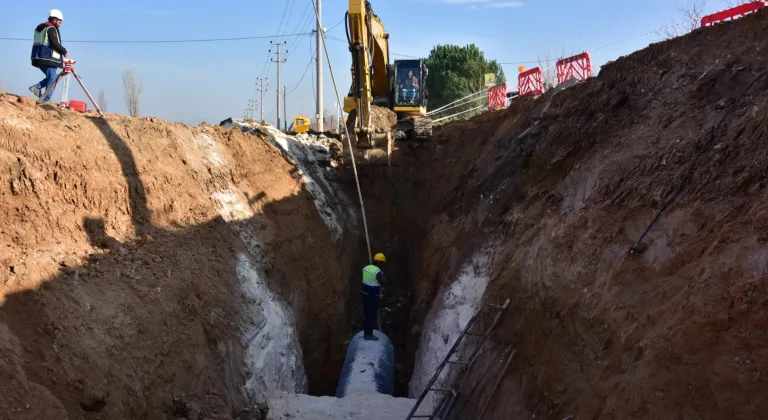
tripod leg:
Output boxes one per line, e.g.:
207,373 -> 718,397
37,72 -> 63,106
71,70 -> 104,117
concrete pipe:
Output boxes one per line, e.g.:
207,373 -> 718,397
335,330 -> 395,398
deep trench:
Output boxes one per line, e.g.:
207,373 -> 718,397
300,156 -> 423,399
302,222 -> 418,398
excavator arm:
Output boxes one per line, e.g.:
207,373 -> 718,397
344,0 -> 391,149
342,0 -> 432,165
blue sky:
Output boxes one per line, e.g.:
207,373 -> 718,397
0,0 -> 738,125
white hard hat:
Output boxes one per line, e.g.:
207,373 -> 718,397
49,9 -> 63,20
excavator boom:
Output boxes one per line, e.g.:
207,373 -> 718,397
345,1 -> 391,150
343,0 -> 432,164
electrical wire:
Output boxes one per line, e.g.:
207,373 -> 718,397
326,17 -> 709,67
283,1 -> 314,51
273,0 -> 293,41
288,44 -> 316,94
287,3 -> 317,59
0,32 -> 312,43
282,0 -> 299,36
326,16 -> 346,33
325,34 -> 347,44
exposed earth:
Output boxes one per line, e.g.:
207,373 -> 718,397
2,8 -> 768,420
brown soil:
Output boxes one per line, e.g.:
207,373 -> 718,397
0,96 -> 359,419
5,6 -> 768,420
345,9 -> 768,419
370,105 -> 398,130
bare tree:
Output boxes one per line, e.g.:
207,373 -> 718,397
537,51 -> 558,92
722,0 -> 754,7
123,69 -> 143,117
97,89 -> 108,112
658,0 -> 708,39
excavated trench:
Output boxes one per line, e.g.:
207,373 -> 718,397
332,10 -> 768,419
4,9 -> 768,420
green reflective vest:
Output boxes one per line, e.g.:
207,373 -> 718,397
33,26 -> 61,62
362,265 -> 381,287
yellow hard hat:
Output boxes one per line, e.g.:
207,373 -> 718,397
374,253 -> 386,262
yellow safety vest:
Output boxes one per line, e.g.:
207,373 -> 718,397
362,265 -> 381,287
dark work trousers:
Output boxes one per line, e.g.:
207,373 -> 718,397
361,291 -> 380,336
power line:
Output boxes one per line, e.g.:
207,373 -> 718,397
326,16 -> 346,33
282,0 -> 299,35
326,17 -> 701,67
0,32 -> 313,44
288,46 -> 316,95
287,3 -> 318,59
283,1 -> 314,50
325,34 -> 347,44
391,52 -> 420,59
273,0 -> 293,40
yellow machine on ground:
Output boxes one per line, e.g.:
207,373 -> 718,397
343,0 -> 432,162
293,116 -> 311,133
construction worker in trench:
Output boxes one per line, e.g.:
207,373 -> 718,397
360,253 -> 387,341
29,9 -> 68,102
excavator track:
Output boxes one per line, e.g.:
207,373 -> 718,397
394,115 -> 432,141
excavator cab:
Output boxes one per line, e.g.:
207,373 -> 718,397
391,59 -> 431,141
392,60 -> 426,110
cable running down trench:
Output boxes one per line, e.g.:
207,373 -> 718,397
309,0 -> 373,265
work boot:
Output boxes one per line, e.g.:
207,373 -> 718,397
363,334 -> 379,341
29,85 -> 41,98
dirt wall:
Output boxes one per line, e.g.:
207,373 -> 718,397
0,96 -> 358,419
351,9 -> 768,419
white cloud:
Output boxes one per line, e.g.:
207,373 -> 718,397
487,1 -> 525,7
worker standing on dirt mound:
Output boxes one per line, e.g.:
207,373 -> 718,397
361,253 -> 387,341
29,9 -> 68,102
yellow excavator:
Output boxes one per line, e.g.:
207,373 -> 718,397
342,0 -> 432,163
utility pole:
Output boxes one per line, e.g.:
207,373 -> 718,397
283,86 -> 287,132
246,99 -> 256,121
257,78 -> 268,123
316,0 -> 324,132
270,41 -> 287,130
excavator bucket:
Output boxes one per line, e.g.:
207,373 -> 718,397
342,105 -> 397,167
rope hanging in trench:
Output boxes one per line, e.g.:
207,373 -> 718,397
630,70 -> 767,254
309,0 -> 373,265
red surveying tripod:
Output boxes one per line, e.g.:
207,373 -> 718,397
37,59 -> 104,118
